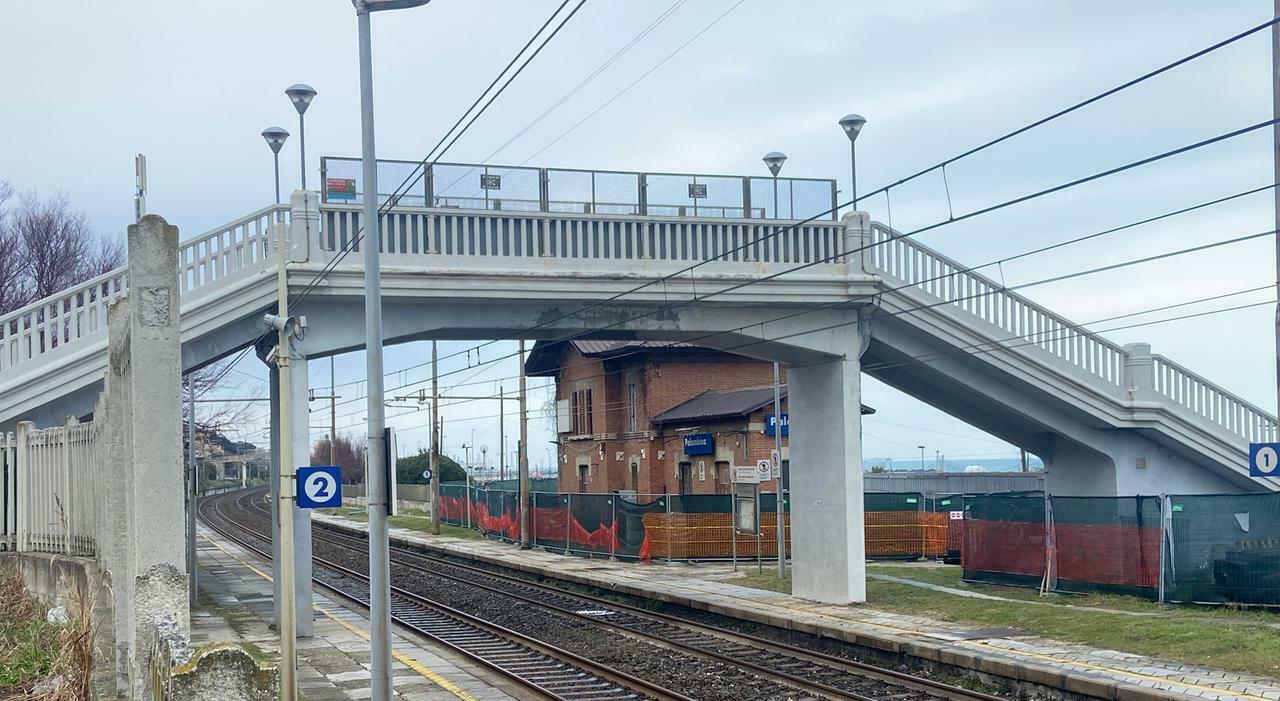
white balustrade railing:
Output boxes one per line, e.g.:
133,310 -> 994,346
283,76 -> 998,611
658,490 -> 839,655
1152,355 -> 1277,444
9,419 -> 98,556
867,223 -> 1127,387
319,204 -> 846,265
0,205 -> 288,376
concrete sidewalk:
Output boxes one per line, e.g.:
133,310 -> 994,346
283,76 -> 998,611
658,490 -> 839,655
195,524 -> 520,701
313,512 -> 1280,701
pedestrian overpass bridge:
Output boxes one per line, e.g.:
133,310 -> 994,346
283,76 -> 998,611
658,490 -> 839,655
1,158 -> 1276,603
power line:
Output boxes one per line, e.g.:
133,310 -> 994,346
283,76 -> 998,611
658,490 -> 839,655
854,16 -> 1280,205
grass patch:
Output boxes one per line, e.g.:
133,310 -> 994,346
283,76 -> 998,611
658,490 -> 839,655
725,566 -> 1280,677
322,507 -> 483,540
0,571 -> 94,700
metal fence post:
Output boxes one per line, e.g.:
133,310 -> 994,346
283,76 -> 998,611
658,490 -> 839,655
1159,494 -> 1170,604
609,495 -> 616,561
565,493 -> 572,555
61,416 -> 73,554
638,173 -> 648,216
742,177 -> 752,219
424,162 -> 434,209
15,422 -> 30,553
539,168 -> 550,213
665,493 -> 672,565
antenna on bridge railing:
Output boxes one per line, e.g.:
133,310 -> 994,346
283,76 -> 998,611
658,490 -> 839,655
134,154 -> 147,222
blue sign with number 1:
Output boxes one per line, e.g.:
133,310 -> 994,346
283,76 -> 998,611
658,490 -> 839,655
297,465 -> 342,508
1249,443 -> 1280,478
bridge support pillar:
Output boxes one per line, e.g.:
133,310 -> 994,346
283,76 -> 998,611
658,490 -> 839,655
269,357 -> 314,638
787,322 -> 866,604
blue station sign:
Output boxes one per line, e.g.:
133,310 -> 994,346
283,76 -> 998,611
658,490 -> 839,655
764,413 -> 789,437
1250,443 -> 1280,478
683,433 -> 714,456
296,465 -> 342,509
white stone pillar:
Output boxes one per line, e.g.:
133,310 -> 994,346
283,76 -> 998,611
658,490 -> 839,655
125,215 -> 189,699
1123,342 -> 1156,402
289,190 -> 319,264
104,298 -> 133,693
267,354 -> 314,637
787,323 -> 866,604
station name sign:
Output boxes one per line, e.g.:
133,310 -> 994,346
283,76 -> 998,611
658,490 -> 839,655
683,433 -> 714,455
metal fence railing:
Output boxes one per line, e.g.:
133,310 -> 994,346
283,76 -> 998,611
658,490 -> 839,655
3,419 -> 99,556
320,157 -> 838,221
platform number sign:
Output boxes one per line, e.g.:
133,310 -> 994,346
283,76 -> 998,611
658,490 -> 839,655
1250,443 -> 1280,477
296,465 -> 342,509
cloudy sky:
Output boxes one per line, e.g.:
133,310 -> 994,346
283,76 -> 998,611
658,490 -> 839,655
2,1 -> 1274,470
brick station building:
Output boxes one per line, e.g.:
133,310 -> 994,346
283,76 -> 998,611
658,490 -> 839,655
524,340 -> 874,495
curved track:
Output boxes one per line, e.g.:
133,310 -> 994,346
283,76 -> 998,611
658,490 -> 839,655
203,487 -> 1008,701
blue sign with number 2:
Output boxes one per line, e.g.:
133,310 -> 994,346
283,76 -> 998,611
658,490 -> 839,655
297,465 -> 342,508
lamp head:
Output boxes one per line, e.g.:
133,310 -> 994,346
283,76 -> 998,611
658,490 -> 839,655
260,126 -> 290,154
762,151 -> 787,177
839,113 -> 867,142
285,84 -> 317,116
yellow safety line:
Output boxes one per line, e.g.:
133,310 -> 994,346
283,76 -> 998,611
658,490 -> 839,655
198,532 -> 482,701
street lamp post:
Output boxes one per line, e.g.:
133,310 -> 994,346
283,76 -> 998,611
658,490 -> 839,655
838,114 -> 866,209
285,84 -> 317,191
762,144 -> 790,581
351,3 -> 431,701
260,127 -> 290,204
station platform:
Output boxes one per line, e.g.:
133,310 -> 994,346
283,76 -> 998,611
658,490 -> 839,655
194,524 -> 521,701
312,512 -> 1280,701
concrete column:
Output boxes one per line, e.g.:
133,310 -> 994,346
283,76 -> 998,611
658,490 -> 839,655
787,323 -> 866,604
267,354 -> 314,637
288,190 -> 320,264
841,210 -> 872,271
1123,343 -> 1156,402
125,214 -> 189,699
104,298 -> 132,693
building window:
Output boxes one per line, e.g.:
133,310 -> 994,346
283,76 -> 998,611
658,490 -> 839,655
627,382 -> 638,433
571,388 -> 593,435
714,460 -> 730,494
679,462 -> 693,494
630,462 -> 639,492
578,464 -> 590,493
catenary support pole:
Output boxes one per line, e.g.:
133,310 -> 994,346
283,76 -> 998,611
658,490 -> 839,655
772,363 -> 785,577
499,386 -> 505,482
1273,0 -> 1280,435
519,340 -> 530,548
431,341 -> 441,535
330,358 -> 337,465
357,6 -> 394,699
275,210 -> 298,700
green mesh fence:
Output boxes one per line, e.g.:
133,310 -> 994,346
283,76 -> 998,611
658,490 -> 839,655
929,494 -> 966,563
963,492 -> 1046,587
865,492 -> 924,512
1164,492 -> 1280,605
1051,496 -> 1160,599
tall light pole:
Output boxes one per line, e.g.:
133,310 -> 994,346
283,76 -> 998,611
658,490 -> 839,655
838,114 -> 867,210
352,3 -> 430,700
762,150 -> 789,578
285,84 -> 316,191
260,127 -> 290,204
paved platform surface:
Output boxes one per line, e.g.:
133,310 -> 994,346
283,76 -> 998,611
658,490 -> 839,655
194,524 -> 521,701
313,512 -> 1280,701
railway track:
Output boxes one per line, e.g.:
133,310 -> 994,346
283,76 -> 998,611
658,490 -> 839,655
203,488 -> 1008,701
201,489 -> 686,701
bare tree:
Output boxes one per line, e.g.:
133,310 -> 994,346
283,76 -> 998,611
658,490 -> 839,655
0,187 -> 125,315
310,434 -> 367,484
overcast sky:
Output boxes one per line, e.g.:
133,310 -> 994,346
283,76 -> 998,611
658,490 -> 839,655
2,1 -> 1274,470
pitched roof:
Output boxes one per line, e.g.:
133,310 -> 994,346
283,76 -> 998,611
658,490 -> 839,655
524,339 -> 709,376
651,386 -> 875,425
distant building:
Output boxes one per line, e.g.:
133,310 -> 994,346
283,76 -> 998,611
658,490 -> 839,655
525,340 -> 874,494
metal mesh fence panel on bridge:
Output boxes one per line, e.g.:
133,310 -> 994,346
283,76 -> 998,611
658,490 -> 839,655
963,492 -> 1046,587
1164,492 -> 1280,605
1051,496 -> 1160,598
546,169 -> 641,215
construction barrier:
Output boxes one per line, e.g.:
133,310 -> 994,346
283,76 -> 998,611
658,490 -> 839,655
963,492 -> 1047,588
1163,492 -> 1280,605
1053,496 -> 1160,598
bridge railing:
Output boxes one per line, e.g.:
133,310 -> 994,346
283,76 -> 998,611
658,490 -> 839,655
4,419 -> 98,556
1152,354 -> 1277,443
319,156 -> 838,221
0,205 -> 288,376
317,203 -> 847,266
866,223 -> 1128,388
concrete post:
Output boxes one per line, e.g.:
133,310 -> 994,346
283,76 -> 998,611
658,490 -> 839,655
787,323 -> 866,604
1123,343 -> 1157,402
124,214 -> 189,698
104,297 -> 132,693
288,353 -> 314,637
61,414 -> 75,554
265,354 -> 315,637
288,190 -> 320,264
14,420 -> 30,552
841,210 -> 872,271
